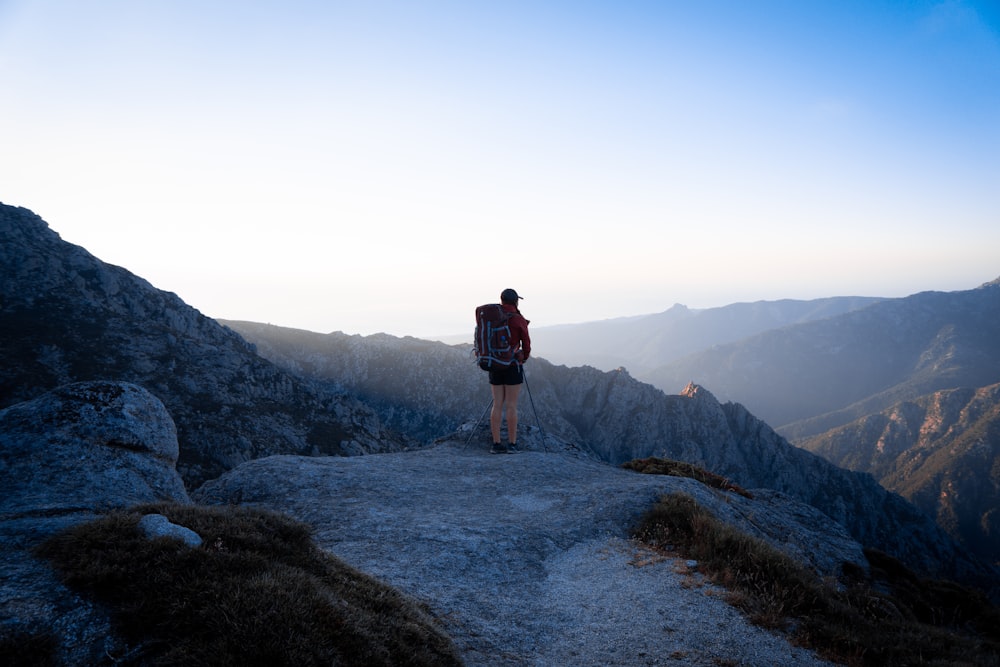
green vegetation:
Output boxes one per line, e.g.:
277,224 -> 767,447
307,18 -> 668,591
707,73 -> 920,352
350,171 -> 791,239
33,503 -> 462,667
633,491 -> 1000,666
621,456 -> 753,498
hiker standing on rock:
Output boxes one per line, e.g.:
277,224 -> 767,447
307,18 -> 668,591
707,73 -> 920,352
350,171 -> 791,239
490,288 -> 530,454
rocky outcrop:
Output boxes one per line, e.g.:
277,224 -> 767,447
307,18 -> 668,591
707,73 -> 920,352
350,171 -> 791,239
0,381 -> 192,665
193,442 -> 852,666
137,513 -> 203,547
0,203 -> 407,487
1,381 -> 191,519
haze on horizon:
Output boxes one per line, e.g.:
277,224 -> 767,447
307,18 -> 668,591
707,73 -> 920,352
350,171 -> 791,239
2,1 -> 998,338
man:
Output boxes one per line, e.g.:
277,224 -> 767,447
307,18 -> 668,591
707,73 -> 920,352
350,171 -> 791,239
490,288 -> 531,454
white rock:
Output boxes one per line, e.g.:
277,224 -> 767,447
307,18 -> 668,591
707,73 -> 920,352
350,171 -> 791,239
138,513 -> 202,547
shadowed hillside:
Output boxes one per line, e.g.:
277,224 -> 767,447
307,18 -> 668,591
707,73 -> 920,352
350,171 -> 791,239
800,384 -> 1000,563
0,203 -> 406,486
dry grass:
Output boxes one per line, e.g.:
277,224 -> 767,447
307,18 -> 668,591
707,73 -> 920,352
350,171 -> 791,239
634,491 -> 1000,666
32,503 -> 463,667
622,457 -> 753,498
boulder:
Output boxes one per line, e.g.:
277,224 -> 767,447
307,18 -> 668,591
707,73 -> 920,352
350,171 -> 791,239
137,513 -> 202,547
0,381 -> 190,665
0,381 -> 189,518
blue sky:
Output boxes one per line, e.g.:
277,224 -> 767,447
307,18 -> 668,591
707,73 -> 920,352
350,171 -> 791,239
2,1 -> 998,337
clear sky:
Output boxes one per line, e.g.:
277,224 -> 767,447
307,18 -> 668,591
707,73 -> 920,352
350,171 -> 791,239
2,1 -> 998,337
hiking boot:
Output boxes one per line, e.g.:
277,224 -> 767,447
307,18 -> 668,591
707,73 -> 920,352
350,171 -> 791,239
491,443 -> 507,454
506,442 -> 518,453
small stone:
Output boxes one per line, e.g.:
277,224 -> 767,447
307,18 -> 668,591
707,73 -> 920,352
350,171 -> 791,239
138,513 -> 203,547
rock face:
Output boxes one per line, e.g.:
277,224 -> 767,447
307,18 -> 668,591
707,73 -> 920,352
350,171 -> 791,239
0,203 -> 406,487
801,383 -> 1000,562
138,513 -> 203,547
0,381 -> 192,665
1,381 -> 189,517
224,320 -> 995,588
193,442 -> 852,667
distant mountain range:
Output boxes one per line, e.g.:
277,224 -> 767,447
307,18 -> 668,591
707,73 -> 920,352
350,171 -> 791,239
639,284 -> 1000,436
1,200 -> 996,589
523,296 -> 883,375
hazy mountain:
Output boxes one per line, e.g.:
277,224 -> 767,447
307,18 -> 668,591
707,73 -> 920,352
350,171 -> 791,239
0,203 -> 406,486
638,283 -> 1000,437
223,319 -> 995,587
517,297 -> 882,373
799,384 -> 1000,563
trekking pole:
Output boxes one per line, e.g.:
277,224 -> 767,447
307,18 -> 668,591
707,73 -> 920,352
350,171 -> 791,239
463,398 -> 494,450
521,367 -> 548,452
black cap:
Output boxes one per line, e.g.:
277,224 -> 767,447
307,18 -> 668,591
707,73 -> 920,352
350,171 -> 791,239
500,288 -> 523,304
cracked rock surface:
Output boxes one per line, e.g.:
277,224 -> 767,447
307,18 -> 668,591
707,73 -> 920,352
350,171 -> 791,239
194,442 -> 845,666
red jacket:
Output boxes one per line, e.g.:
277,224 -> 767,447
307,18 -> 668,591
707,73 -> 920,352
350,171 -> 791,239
501,303 -> 531,361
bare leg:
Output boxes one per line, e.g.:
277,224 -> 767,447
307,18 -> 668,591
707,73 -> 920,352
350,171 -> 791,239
490,384 -> 506,444
504,384 -> 521,445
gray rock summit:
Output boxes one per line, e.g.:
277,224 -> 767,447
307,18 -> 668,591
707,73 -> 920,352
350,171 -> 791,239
193,442 -> 849,666
0,381 -> 192,665
1,381 -> 191,521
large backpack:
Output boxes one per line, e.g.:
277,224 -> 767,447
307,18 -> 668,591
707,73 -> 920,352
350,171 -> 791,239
474,303 -> 516,371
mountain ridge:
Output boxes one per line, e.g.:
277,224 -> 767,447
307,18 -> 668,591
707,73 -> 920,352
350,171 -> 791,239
800,383 -> 1000,563
0,203 -> 407,487
641,284 -> 1000,435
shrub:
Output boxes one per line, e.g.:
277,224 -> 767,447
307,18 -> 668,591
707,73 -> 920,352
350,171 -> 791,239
35,503 -> 462,667
634,492 -> 1000,666
622,457 -> 753,498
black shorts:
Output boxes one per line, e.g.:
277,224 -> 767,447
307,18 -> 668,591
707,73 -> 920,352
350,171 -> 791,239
488,363 -> 524,386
